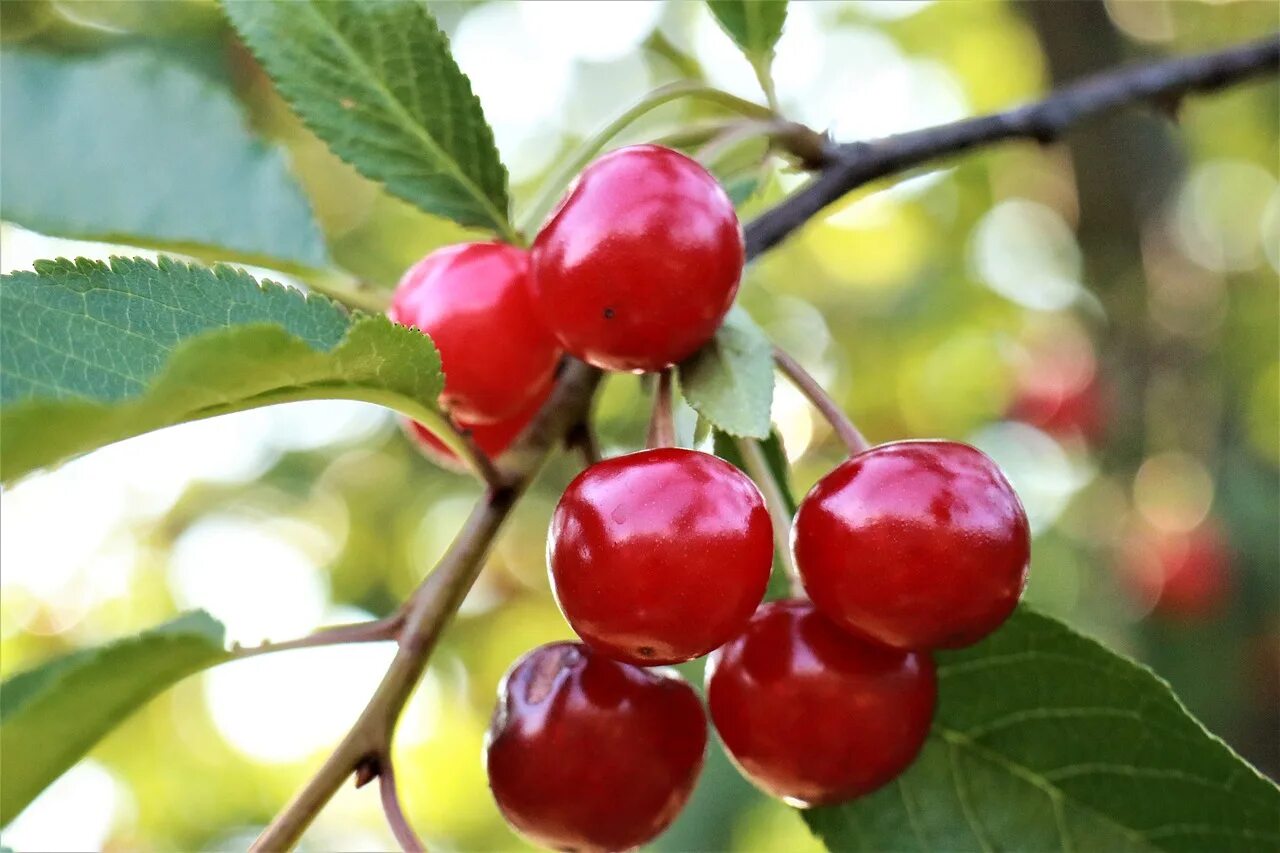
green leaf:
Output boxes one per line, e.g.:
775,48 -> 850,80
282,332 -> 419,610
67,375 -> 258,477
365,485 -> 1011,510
679,306 -> 774,439
0,256 -> 446,485
221,0 -> 515,240
0,611 -> 229,825
804,608 -> 1280,852
0,49 -> 327,270
713,429 -> 795,600
707,1 -> 787,102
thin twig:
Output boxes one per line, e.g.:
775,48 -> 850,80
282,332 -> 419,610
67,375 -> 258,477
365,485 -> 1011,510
645,370 -> 676,449
231,615 -> 403,661
251,363 -> 601,852
745,35 -> 1280,259
735,437 -> 801,597
441,417 -> 506,490
564,420 -> 603,467
773,347 -> 869,456
378,756 -> 426,853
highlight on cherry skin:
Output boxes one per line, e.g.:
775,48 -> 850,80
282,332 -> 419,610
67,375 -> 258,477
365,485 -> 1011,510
529,144 -> 745,373
793,440 -> 1031,651
547,447 -> 774,665
390,241 -> 561,423
402,380 -> 552,471
485,641 -> 707,853
705,599 -> 937,807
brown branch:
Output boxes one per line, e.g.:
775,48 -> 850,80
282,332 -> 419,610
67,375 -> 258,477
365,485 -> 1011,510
747,34 -> 1279,259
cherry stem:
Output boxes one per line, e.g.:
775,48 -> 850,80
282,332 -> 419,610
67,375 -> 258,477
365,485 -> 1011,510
772,346 -> 870,456
735,437 -> 802,598
443,417 -> 506,490
565,419 -> 603,467
378,756 -> 426,853
646,370 -> 676,449
231,615 -> 403,660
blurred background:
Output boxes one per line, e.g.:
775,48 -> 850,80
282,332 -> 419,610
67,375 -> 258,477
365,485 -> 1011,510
1,1 -> 1277,850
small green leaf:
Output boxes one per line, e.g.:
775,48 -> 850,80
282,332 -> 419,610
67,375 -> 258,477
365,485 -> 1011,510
0,256 -> 446,484
0,612 -> 230,824
713,429 -> 795,600
221,0 -> 514,239
707,1 -> 787,103
0,49 -> 327,270
679,306 -> 774,439
804,608 -> 1280,852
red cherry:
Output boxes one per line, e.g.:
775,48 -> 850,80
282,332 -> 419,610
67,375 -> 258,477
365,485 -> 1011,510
706,600 -> 936,806
390,242 -> 560,423
793,440 -> 1030,650
486,641 -> 707,852
403,380 -> 551,471
548,448 -> 773,665
530,144 -> 744,372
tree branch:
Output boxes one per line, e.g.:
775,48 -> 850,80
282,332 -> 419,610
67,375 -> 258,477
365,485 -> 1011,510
746,34 -> 1279,259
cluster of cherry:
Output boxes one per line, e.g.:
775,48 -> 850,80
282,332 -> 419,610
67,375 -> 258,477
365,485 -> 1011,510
389,145 -> 1031,852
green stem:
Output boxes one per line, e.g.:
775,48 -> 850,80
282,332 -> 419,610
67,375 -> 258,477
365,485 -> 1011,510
735,437 -> 801,597
516,82 -> 773,233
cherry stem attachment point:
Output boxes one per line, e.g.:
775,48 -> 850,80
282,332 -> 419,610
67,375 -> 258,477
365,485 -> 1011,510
646,369 -> 677,449
378,755 -> 426,853
772,346 -> 870,456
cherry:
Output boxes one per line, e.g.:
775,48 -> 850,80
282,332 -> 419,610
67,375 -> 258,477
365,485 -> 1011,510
793,440 -> 1030,650
529,144 -> 744,372
486,641 -> 707,852
403,381 -> 551,472
390,242 -> 560,423
548,448 -> 773,665
706,599 -> 936,806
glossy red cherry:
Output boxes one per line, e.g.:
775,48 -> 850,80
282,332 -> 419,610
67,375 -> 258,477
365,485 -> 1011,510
549,448 -> 773,665
486,641 -> 707,852
403,381 -> 551,472
530,144 -> 744,372
793,440 -> 1030,650
390,242 -> 560,423
706,599 -> 936,806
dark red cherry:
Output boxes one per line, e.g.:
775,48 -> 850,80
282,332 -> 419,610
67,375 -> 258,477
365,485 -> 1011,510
403,381 -> 551,472
793,440 -> 1030,650
486,642 -> 707,852
529,144 -> 744,372
390,242 -> 560,423
548,448 -> 773,665
706,600 -> 936,806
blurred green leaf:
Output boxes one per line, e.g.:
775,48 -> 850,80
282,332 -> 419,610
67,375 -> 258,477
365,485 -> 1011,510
679,307 -> 774,439
0,256 -> 446,484
0,611 -> 229,825
804,608 -> 1280,852
713,429 -> 795,600
221,0 -> 515,240
707,1 -> 787,102
0,50 -> 328,270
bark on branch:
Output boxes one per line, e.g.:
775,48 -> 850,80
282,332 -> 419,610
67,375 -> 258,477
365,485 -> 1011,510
745,34 -> 1279,259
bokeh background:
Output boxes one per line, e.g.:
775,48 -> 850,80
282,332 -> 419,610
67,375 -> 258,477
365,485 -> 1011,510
1,1 -> 1277,850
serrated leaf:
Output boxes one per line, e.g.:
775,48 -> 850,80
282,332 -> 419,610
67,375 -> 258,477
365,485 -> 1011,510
804,608 -> 1280,852
0,256 -> 446,484
679,306 -> 774,439
0,49 -> 327,270
221,0 -> 514,239
713,429 -> 795,600
0,612 -> 229,824
707,1 -> 787,101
